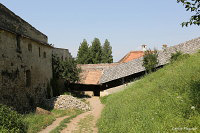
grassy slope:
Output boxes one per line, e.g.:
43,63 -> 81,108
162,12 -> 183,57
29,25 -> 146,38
23,109 -> 80,133
98,53 -> 200,133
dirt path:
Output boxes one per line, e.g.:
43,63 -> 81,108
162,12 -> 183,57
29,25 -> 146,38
61,96 -> 104,133
39,115 -> 69,133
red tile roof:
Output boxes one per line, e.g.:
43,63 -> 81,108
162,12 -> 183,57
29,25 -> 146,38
78,63 -> 119,85
119,51 -> 144,63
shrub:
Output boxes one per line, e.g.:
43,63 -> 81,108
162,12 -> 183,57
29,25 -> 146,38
52,55 -> 81,96
142,49 -> 159,73
171,51 -> 191,63
170,50 -> 183,62
0,104 -> 27,133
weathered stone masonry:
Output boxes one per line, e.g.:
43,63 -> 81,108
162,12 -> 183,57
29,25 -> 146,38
0,4 -> 71,112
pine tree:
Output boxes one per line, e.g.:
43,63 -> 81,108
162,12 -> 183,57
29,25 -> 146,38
102,39 -> 113,63
90,38 -> 102,64
76,39 -> 90,64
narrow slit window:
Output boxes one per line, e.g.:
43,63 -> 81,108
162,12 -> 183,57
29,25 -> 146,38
28,43 -> 32,52
39,47 -> 41,57
43,52 -> 46,58
25,70 -> 31,87
16,35 -> 21,52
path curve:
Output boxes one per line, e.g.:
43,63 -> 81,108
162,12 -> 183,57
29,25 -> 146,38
61,96 -> 104,133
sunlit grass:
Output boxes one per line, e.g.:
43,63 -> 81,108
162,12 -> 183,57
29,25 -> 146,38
23,109 -> 81,133
98,53 -> 200,133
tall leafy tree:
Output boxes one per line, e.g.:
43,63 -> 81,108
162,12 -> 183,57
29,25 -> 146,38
102,39 -> 113,63
90,38 -> 102,64
76,39 -> 90,64
177,0 -> 200,26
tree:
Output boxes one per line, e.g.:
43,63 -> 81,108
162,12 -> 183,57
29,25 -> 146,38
102,39 -> 113,63
142,49 -> 159,73
90,38 -> 102,64
76,39 -> 90,64
52,55 -> 81,96
177,0 -> 200,26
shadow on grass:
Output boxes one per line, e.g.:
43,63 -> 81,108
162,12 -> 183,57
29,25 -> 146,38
189,79 -> 200,112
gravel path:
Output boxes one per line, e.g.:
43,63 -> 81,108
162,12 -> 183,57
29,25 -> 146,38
61,96 -> 104,133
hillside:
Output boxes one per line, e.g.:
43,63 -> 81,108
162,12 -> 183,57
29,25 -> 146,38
98,52 -> 200,132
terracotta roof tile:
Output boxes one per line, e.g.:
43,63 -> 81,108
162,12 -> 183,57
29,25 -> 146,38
119,51 -> 144,63
78,63 -> 118,85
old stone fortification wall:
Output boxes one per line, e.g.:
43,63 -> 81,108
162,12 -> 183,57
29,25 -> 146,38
0,3 -> 73,113
0,4 -> 47,43
0,29 -> 52,112
52,48 -> 72,61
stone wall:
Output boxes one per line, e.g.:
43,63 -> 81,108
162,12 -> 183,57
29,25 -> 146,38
0,29 -> 53,112
0,4 -> 47,43
0,3 -> 73,113
52,48 -> 72,61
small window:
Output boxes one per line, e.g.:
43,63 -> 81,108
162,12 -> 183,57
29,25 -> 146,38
28,43 -> 32,52
25,70 -> 31,87
43,52 -> 46,58
16,35 -> 21,53
39,47 -> 41,57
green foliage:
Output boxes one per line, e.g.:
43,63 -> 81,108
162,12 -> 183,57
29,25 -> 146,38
98,53 -> 200,132
23,113 -> 55,133
102,39 -> 113,63
142,49 -> 159,73
90,38 -> 103,64
76,38 -> 113,64
52,55 -> 80,83
177,0 -> 200,26
76,39 -> 90,64
170,51 -> 183,62
52,55 -> 81,96
0,104 -> 27,133
170,51 -> 191,63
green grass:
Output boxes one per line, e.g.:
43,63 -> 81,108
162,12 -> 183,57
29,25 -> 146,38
50,110 -> 82,133
98,53 -> 200,133
72,114 -> 94,133
23,113 -> 55,133
23,109 -> 80,133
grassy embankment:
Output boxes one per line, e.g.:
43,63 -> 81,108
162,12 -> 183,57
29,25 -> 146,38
24,109 -> 81,133
98,53 -> 200,132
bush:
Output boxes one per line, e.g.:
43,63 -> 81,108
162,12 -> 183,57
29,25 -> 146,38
0,104 -> 27,133
52,55 -> 81,96
170,51 -> 183,62
142,49 -> 159,73
171,51 -> 191,63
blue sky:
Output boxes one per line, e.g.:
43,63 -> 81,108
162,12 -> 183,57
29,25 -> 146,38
1,0 -> 200,61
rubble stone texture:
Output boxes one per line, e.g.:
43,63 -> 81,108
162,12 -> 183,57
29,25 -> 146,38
44,95 -> 91,111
